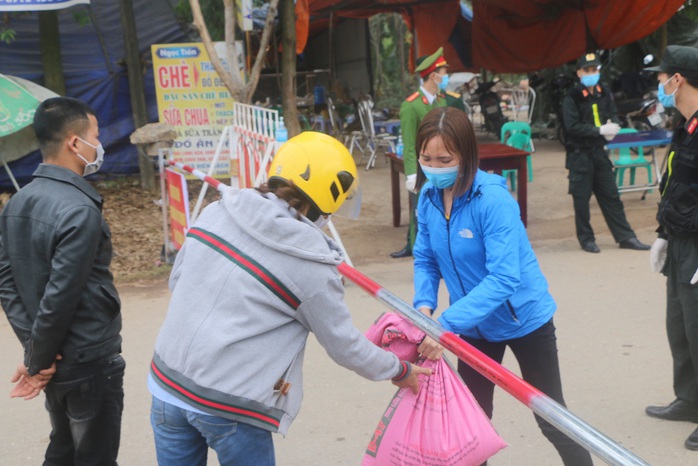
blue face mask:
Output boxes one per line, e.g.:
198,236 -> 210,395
658,75 -> 677,108
420,164 -> 459,189
580,73 -> 600,88
438,74 -> 449,91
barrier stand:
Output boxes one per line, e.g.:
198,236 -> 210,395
191,125 -> 231,223
337,262 -> 650,466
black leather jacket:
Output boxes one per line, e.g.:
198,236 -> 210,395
0,164 -> 121,375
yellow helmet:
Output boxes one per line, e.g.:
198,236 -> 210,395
268,131 -> 359,218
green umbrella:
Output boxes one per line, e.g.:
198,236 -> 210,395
0,74 -> 42,137
0,74 -> 59,190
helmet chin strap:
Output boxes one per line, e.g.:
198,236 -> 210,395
306,204 -> 322,222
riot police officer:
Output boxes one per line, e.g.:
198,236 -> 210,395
643,45 -> 698,451
562,52 -> 650,253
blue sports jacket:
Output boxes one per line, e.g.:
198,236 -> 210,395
413,169 -> 556,341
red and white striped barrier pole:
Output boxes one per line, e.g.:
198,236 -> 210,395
166,160 -> 230,193
337,262 -> 650,466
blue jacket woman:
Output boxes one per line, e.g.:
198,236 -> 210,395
412,107 -> 592,466
414,168 -> 555,341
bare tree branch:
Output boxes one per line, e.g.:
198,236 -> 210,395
224,0 -> 239,89
189,0 -> 244,101
245,0 -> 280,102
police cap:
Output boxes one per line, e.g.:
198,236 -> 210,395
577,52 -> 601,69
645,45 -> 698,80
415,47 -> 448,78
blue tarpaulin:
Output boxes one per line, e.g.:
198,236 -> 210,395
0,0 -> 189,189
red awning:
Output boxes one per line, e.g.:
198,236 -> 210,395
305,0 -> 686,72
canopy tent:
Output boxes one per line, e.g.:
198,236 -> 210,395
0,0 -> 188,189
304,0 -> 686,73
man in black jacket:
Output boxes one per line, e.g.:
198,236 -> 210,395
0,97 -> 124,465
643,45 -> 698,451
562,53 -> 650,253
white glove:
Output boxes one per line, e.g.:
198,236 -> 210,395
650,238 -> 668,273
691,268 -> 698,285
599,119 -> 621,141
405,173 -> 417,193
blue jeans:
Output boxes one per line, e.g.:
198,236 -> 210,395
150,397 -> 275,466
43,353 -> 125,466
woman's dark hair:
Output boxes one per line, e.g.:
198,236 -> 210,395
255,180 -> 314,220
415,107 -> 479,198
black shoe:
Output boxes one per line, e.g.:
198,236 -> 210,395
619,237 -> 651,250
686,427 -> 698,450
646,399 -> 698,423
390,246 -> 412,258
581,241 -> 600,253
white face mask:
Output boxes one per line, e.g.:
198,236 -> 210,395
76,137 -> 105,177
314,215 -> 330,230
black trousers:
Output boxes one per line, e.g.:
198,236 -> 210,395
567,147 -> 635,246
665,235 -> 698,406
458,320 -> 593,466
43,354 -> 126,466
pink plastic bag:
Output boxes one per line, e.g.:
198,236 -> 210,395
363,314 -> 506,466
364,312 -> 426,363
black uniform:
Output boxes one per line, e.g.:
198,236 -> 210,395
656,111 -> 698,406
561,82 -> 636,246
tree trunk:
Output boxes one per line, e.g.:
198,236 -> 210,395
118,0 -> 155,190
38,12 -> 65,96
281,0 -> 300,137
396,14 -> 406,90
371,17 -> 382,97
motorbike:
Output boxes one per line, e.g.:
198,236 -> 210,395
473,80 -> 506,136
612,71 -> 667,131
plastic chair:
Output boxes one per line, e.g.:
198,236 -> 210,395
500,122 -> 534,190
609,127 -> 654,191
501,132 -> 532,191
500,121 -> 532,146
510,87 -> 536,124
357,97 -> 397,170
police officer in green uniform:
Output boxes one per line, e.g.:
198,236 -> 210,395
561,53 -> 650,253
643,45 -> 698,451
443,89 -> 466,112
390,47 -> 449,258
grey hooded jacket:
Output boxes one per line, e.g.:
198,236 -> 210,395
150,188 -> 402,435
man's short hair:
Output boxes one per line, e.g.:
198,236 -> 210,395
33,97 -> 96,157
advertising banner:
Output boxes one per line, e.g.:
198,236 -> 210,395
0,0 -> 89,11
151,41 -> 244,177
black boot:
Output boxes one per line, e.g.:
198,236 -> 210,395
390,245 -> 412,258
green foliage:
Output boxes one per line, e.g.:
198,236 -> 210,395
680,0 -> 698,22
72,10 -> 91,27
369,13 -> 413,113
173,0 -> 226,41
0,27 -> 15,44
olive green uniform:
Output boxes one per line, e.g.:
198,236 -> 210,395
399,89 -> 447,249
444,90 -> 466,112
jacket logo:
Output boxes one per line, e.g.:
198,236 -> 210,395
459,228 -> 474,239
